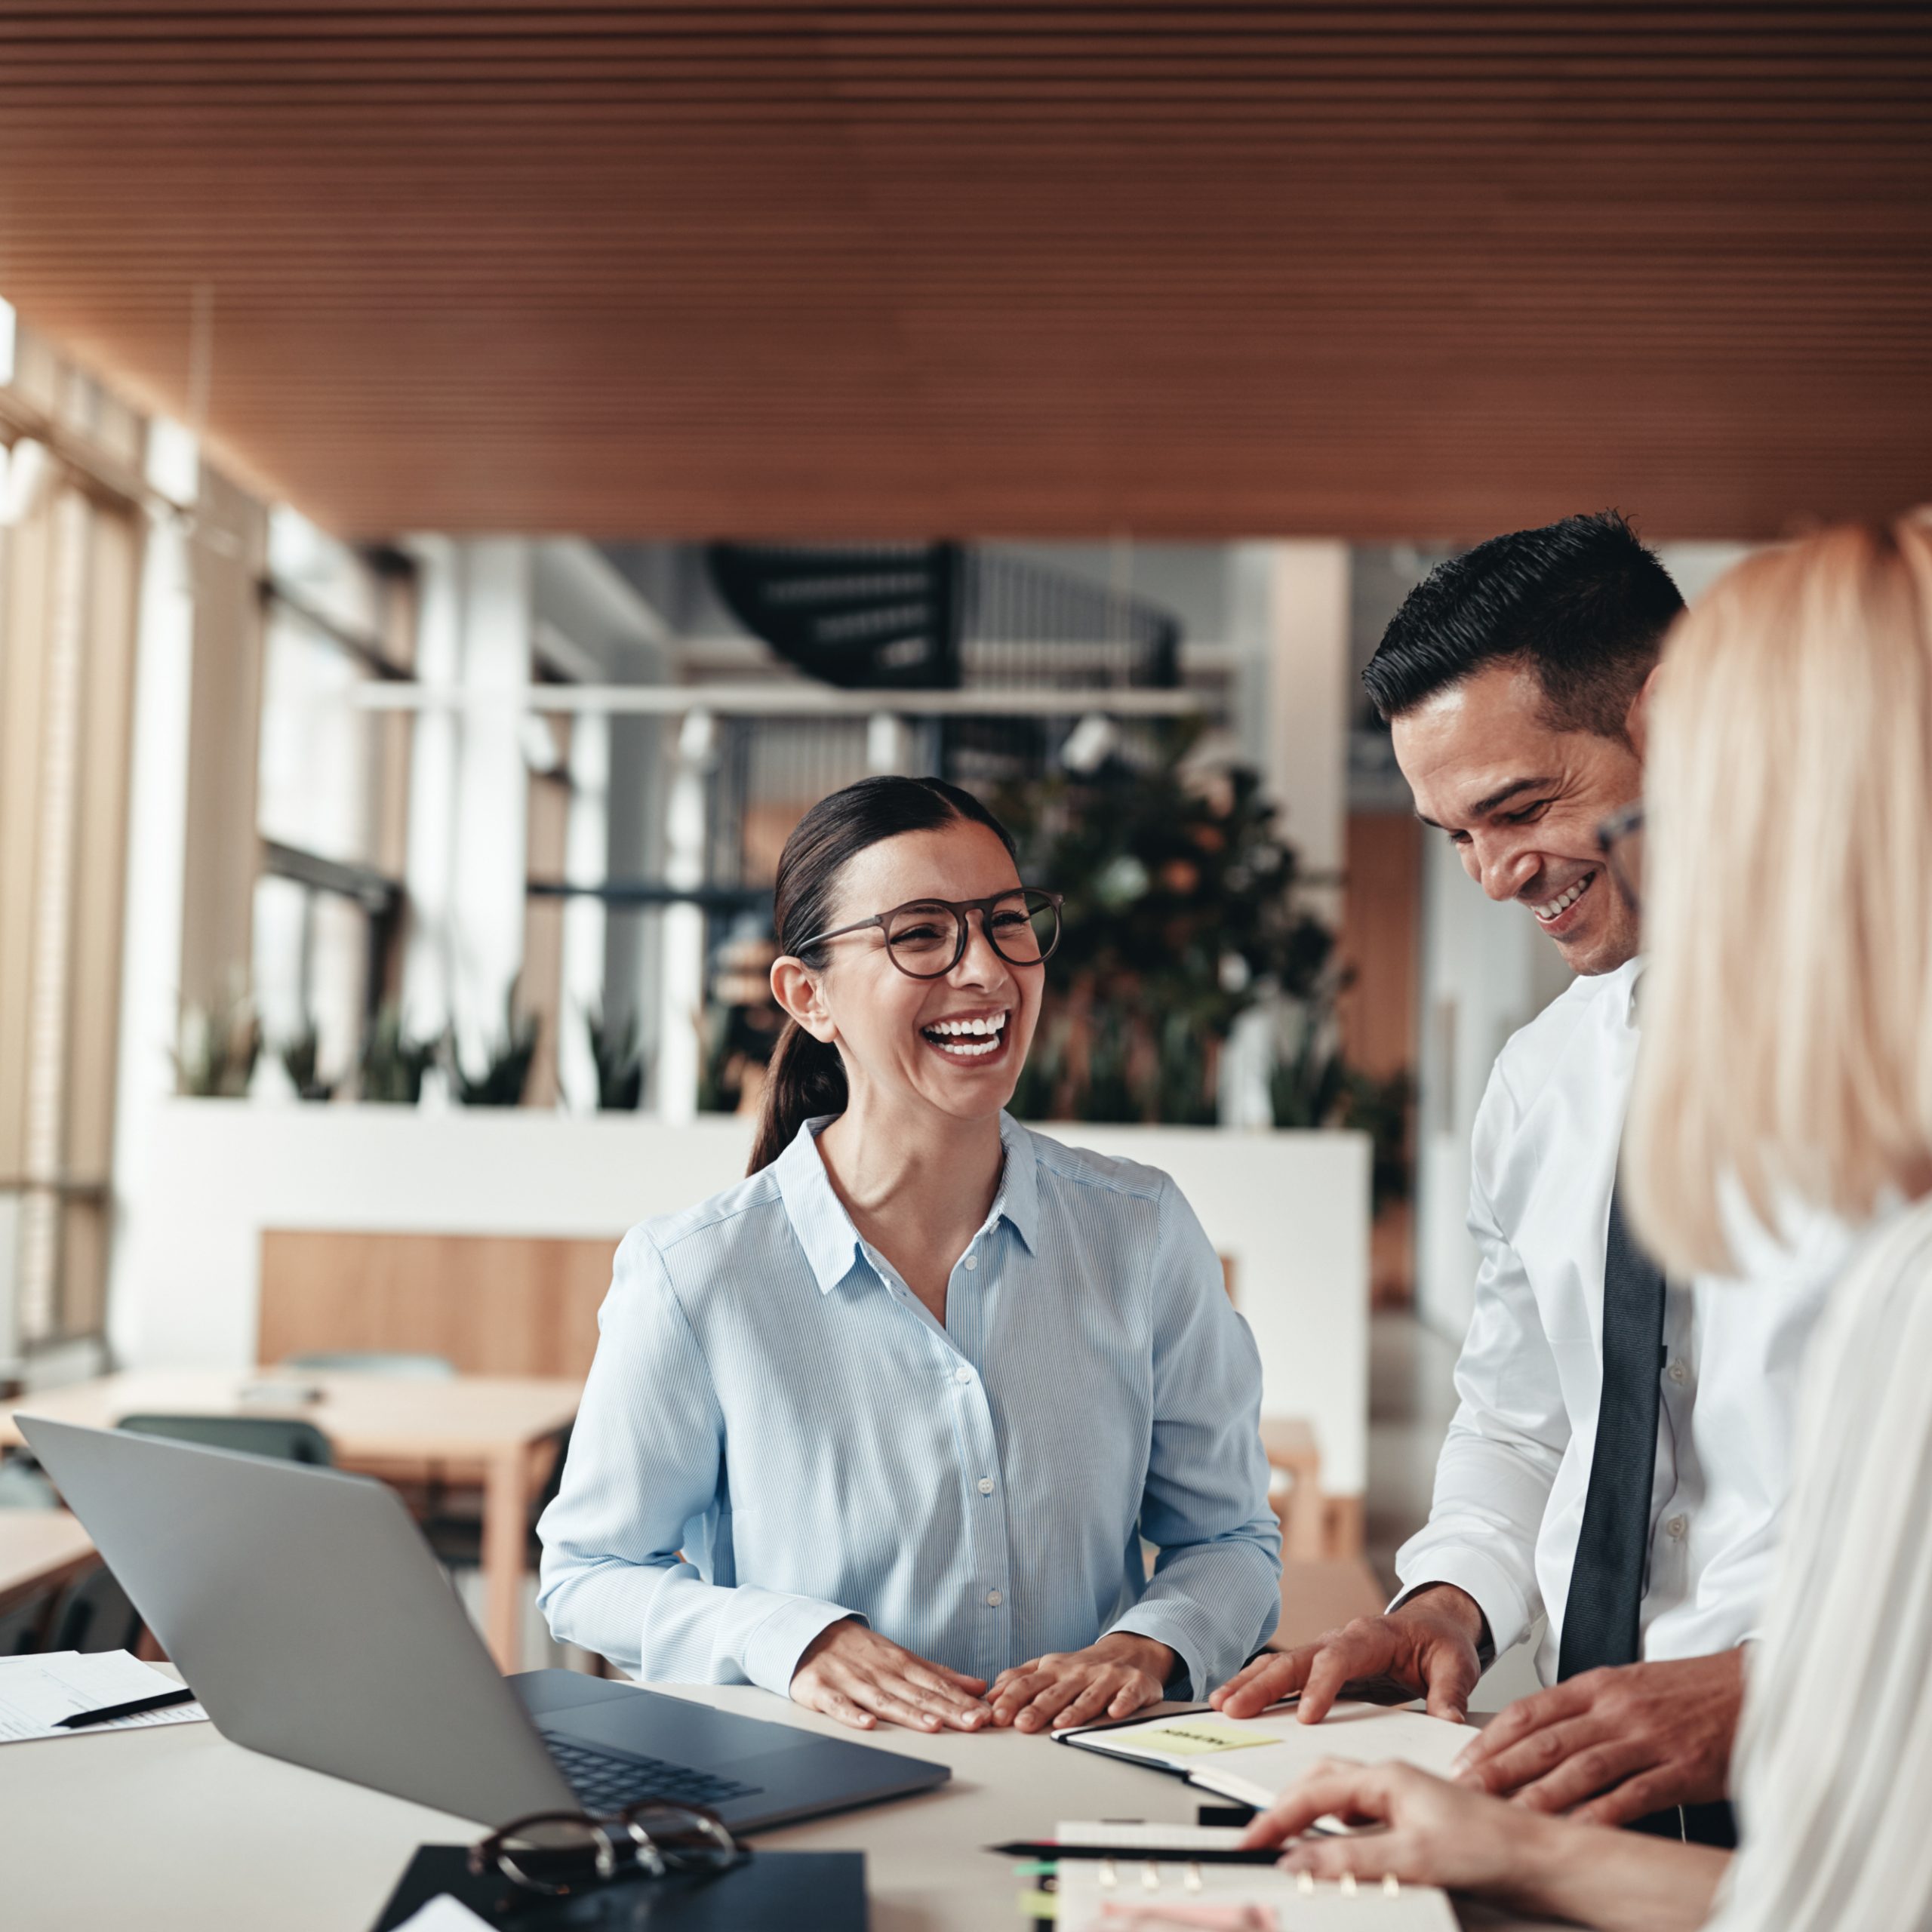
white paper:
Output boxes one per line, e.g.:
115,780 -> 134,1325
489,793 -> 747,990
0,1650 -> 208,1743
389,1898 -> 493,1932
1059,1823 -> 1257,1853
1065,1702 -> 1472,1811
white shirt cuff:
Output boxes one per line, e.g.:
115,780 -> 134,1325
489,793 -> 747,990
1390,1549 -> 1534,1661
737,1592 -> 867,1699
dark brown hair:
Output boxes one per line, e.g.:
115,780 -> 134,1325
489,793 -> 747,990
748,775 -> 1020,1173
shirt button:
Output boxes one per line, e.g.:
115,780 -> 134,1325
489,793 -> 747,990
977,1476 -> 995,1495
963,1256 -> 979,1272
1666,1359 -> 1689,1386
986,1589 -> 1004,1607
1666,1515 -> 1688,1540
954,1364 -> 974,1385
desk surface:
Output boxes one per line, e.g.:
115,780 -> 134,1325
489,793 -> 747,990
1,1368 -> 581,1463
1,1672 -> 1569,1932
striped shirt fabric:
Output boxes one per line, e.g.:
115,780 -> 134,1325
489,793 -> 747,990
537,1111 -> 1281,1702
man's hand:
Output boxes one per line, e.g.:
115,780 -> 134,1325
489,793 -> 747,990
789,1620 -> 991,1734
1209,1586 -> 1487,1725
988,1632 -> 1176,1734
1454,1649 -> 1743,1825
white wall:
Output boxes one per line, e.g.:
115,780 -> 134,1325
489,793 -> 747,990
112,1106 -> 1373,1497
1412,833 -> 1571,1342
99,429 -> 204,1381
1231,540 -> 1350,902
449,541 -> 533,1069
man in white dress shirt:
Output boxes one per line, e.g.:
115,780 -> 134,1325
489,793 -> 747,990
1214,512 -> 1848,1845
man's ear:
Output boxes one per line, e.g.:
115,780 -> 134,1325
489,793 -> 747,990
1626,663 -> 1663,758
771,955 -> 837,1043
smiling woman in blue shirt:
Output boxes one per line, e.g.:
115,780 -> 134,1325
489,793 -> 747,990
537,774 -> 1281,1737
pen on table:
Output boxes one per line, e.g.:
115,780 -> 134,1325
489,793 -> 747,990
53,1686 -> 198,1730
989,1843 -> 1287,1866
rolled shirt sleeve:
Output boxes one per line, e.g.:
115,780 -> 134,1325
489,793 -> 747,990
1108,1176 -> 1283,1698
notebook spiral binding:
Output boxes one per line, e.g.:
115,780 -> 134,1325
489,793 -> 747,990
1089,1857 -> 1404,1900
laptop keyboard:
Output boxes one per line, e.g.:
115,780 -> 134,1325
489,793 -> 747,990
543,1733 -> 762,1813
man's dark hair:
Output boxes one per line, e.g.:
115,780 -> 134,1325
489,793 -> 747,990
1362,511 -> 1684,740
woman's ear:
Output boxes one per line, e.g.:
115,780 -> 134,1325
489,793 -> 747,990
771,955 -> 837,1043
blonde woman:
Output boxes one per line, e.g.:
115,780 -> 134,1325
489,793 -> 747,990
1238,516 -> 1932,1931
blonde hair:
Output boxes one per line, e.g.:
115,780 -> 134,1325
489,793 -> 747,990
1626,518 -> 1932,1276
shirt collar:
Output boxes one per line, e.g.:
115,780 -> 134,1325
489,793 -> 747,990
774,1111 -> 1040,1296
991,1111 -> 1041,1257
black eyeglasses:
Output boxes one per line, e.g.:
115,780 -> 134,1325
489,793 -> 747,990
792,888 -> 1063,981
1596,801 -> 1644,911
470,1800 -> 741,1899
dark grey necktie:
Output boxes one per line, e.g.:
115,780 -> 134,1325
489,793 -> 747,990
1558,1180 -> 1667,1678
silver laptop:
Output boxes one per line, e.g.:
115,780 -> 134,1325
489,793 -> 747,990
20,1415 -> 949,1829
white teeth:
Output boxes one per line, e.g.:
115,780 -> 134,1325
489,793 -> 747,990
921,1011 -> 1008,1057
1534,873 -> 1592,921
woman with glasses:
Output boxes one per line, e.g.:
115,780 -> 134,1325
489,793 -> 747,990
538,774 -> 1281,1739
1238,518 -> 1932,1931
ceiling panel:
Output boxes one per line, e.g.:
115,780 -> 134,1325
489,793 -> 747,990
0,5 -> 1926,540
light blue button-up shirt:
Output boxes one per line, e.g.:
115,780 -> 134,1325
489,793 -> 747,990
537,1112 -> 1281,1701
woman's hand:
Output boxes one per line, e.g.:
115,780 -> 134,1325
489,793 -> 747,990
1238,1759 -> 1560,1897
1241,1759 -> 1727,1932
789,1620 -> 992,1734
989,1632 -> 1176,1733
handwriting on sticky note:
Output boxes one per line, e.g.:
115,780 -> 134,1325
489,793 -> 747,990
1133,1718 -> 1277,1757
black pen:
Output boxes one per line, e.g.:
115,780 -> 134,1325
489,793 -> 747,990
53,1686 -> 197,1730
989,1842 -> 1284,1866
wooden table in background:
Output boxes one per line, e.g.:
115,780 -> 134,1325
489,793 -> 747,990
0,1509 -> 97,1618
0,1370 -> 580,1669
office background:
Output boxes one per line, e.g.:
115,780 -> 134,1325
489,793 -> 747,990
0,4 -> 1925,1669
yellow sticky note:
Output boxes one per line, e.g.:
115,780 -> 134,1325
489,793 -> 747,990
1132,1717 -> 1276,1756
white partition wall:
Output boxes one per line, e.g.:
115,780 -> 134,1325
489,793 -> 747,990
110,1106 -> 1373,1499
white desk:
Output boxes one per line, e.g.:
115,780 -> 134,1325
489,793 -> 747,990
2,1675 -> 1568,1931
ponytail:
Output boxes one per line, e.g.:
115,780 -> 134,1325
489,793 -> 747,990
745,774 -> 1020,1175
748,1018 -> 849,1174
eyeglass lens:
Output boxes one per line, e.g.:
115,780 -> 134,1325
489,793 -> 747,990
488,1814 -> 625,1893
882,891 -> 1059,978
483,1802 -> 737,1896
1607,822 -> 1645,909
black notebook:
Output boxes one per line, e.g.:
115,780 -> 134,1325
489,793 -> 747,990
371,1844 -> 867,1932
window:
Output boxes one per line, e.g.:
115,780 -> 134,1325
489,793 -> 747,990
251,511 -> 414,1094
0,325 -> 144,1354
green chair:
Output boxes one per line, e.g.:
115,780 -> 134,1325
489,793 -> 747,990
0,1455 -> 60,1509
116,1414 -> 334,1466
281,1352 -> 456,1380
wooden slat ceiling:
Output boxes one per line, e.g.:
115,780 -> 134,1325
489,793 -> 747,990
0,5 -> 1926,541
